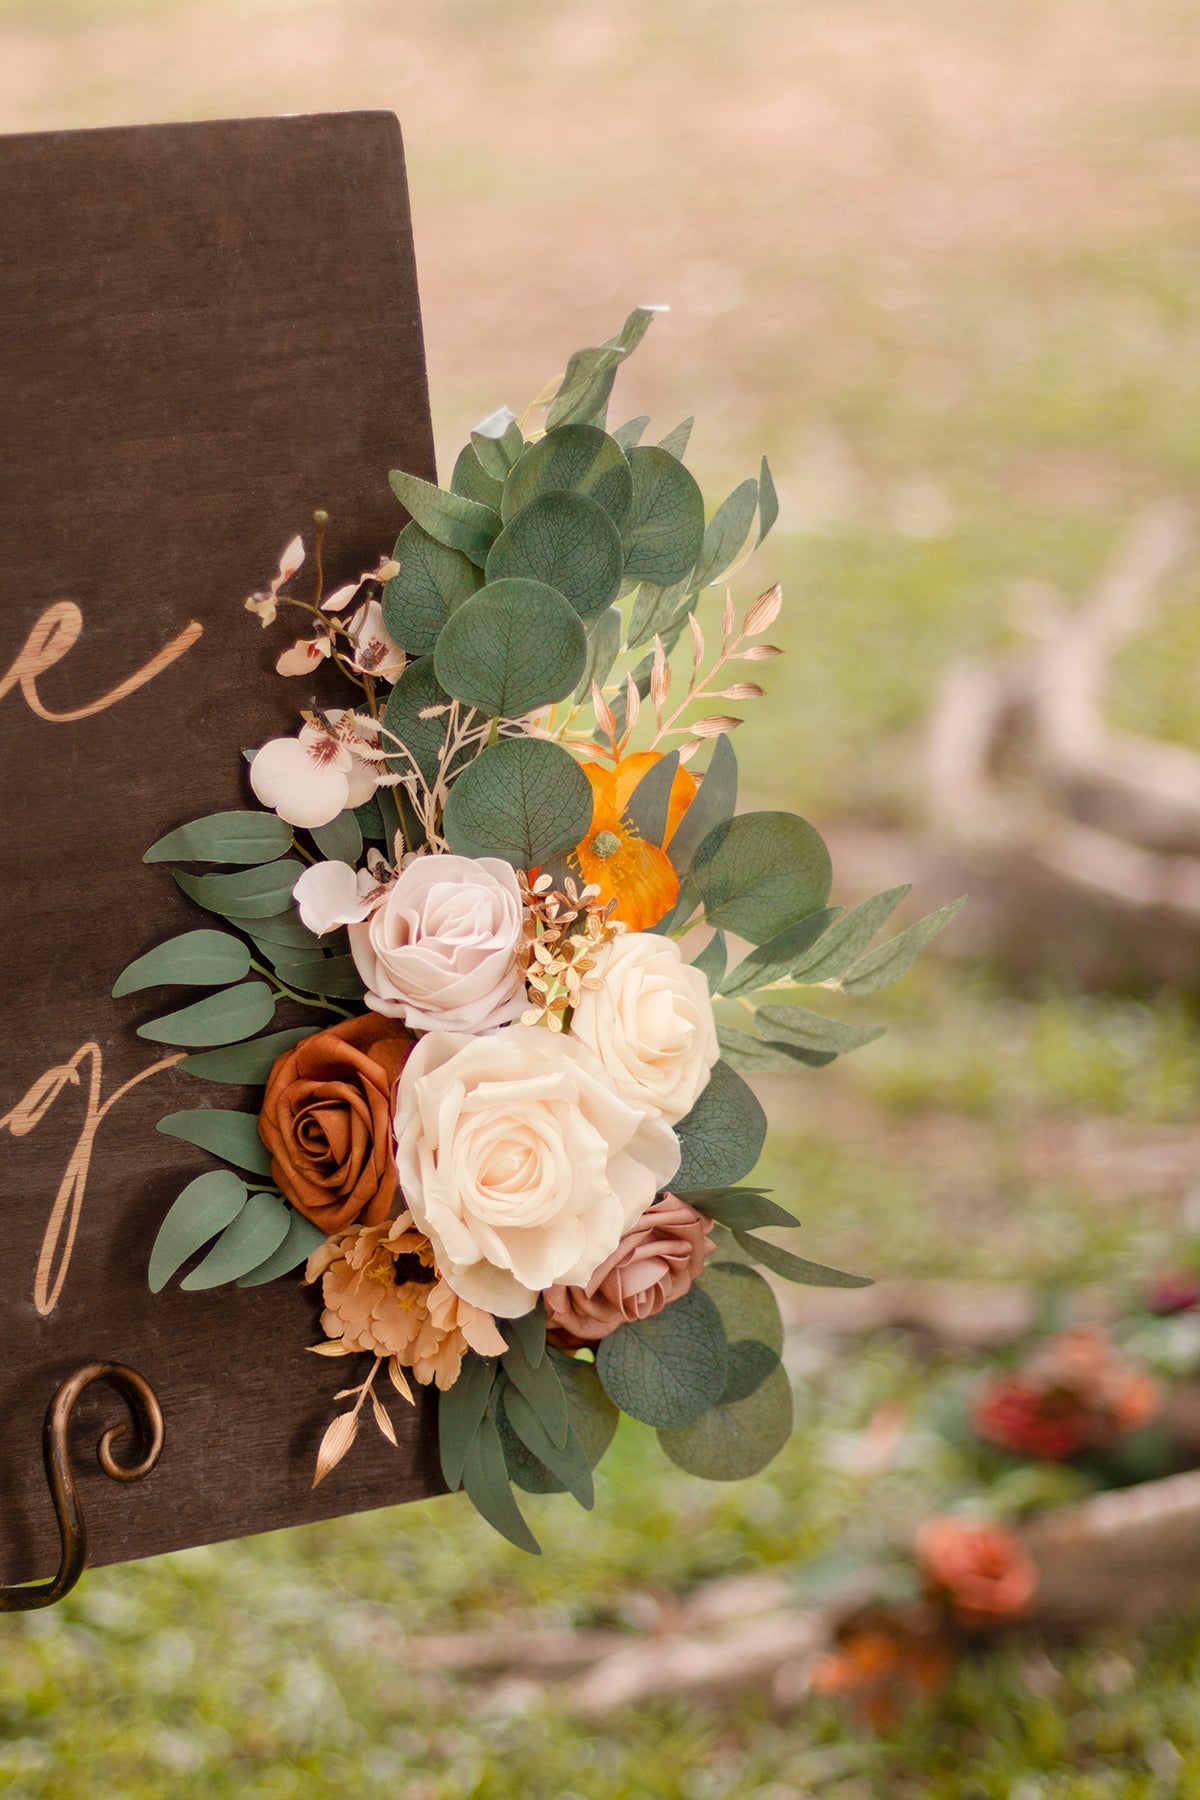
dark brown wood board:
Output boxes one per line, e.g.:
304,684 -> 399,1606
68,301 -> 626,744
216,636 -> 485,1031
0,111 -> 444,1585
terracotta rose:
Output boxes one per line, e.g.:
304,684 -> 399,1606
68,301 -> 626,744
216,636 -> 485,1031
542,1192 -> 715,1343
259,1013 -> 412,1235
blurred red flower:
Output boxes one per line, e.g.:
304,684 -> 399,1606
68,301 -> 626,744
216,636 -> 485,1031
971,1325 -> 1159,1461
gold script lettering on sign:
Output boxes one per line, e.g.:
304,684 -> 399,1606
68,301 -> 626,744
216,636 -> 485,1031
1,1044 -> 183,1316
0,601 -> 202,722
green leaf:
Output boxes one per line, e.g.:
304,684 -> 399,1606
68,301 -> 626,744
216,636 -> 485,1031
389,467 -> 501,567
691,931 -> 727,995
623,749 -> 679,847
178,1026 -> 313,1085
310,809 -> 363,865
383,520 -> 484,656
434,579 -> 587,719
243,911 -> 324,953
719,908 -> 844,999
175,860 -> 302,922
733,1230 -> 871,1288
754,1003 -> 885,1059
698,1261 -> 784,1356
382,655 -> 456,787
596,1286 -> 728,1429
657,1361 -> 792,1481
148,1170 -> 248,1292
237,1208 -> 326,1287
790,886 -> 911,984
443,736 -> 593,868
674,1060 -> 767,1189
486,492 -> 623,623
438,1352 -> 497,1492
503,1327 -> 568,1449
450,444 -> 504,510
721,1339 -> 780,1404
354,795 -> 389,843
502,424 -> 633,527
574,605 -> 622,702
621,447 -> 706,587
717,1026 -> 827,1075
612,414 -> 650,451
156,1108 -> 272,1176
686,1189 -> 799,1233
180,1192 -> 291,1289
627,575 -> 693,650
693,477 -> 758,591
462,1412 -> 541,1554
471,406 -> 524,480
756,455 -> 779,546
665,733 -> 738,875
549,1351 -> 619,1470
545,306 -> 659,431
658,417 -> 693,459
269,951 -> 363,1000
692,812 -> 832,943
112,929 -> 251,998
136,980 -> 276,1047
840,897 -> 966,996
500,1382 -> 594,1507
143,810 -> 292,866
503,1305 -> 546,1369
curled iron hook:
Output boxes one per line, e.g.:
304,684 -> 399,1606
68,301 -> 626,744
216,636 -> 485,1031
0,1362 -> 164,1612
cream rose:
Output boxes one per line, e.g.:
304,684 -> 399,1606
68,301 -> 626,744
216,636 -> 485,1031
393,1027 -> 681,1316
567,932 -> 719,1125
349,853 -> 527,1033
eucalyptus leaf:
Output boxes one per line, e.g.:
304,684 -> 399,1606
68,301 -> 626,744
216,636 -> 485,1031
666,734 -> 738,875
627,575 -> 693,650
382,656 -> 457,787
136,980 -> 276,1047
621,447 -> 705,587
389,467 -> 501,566
471,407 -> 524,479
733,1230 -> 871,1288
719,908 -> 844,999
612,414 -> 650,451
242,911 -> 324,953
692,812 -> 832,943
697,1261 -> 784,1356
178,1026 -> 313,1085
443,736 -> 593,868
545,306 -> 659,431
112,929 -> 251,998
148,1169 -> 248,1293
674,1060 -> 767,1189
156,1108 -> 272,1176
692,478 -> 758,591
574,605 -> 622,702
691,931 -> 727,995
502,424 -> 633,527
596,1286 -> 727,1429
175,860 -> 302,922
143,810 -> 292,866
721,1339 -> 780,1405
755,1003 -> 885,1058
657,1362 -> 793,1481
462,1413 -> 541,1554
450,444 -> 504,510
623,749 -> 679,847
717,1026 -> 828,1075
549,1351 -> 619,1470
438,1351 -> 497,1492
687,1189 -> 799,1233
237,1208 -> 326,1286
180,1192 -> 291,1290
269,951 -> 364,1000
790,885 -> 912,984
434,579 -> 586,719
310,810 -> 363,864
840,897 -> 966,995
756,455 -> 779,546
383,520 -> 483,655
354,795 -> 388,843
486,492 -> 623,622
657,417 -> 694,459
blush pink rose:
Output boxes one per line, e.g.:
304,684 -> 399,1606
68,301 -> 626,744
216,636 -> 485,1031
542,1192 -> 716,1343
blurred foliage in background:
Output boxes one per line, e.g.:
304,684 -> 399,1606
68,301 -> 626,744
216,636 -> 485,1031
4,1 -> 1200,1793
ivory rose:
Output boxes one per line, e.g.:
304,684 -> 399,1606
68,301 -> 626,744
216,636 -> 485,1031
349,853 -> 528,1033
568,932 -> 719,1124
393,1027 -> 682,1316
543,1192 -> 716,1342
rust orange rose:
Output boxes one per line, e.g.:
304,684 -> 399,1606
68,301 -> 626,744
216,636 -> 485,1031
542,1192 -> 715,1342
915,1515 -> 1038,1627
258,1013 -> 412,1235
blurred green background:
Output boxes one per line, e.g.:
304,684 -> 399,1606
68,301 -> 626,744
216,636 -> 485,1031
4,1 -> 1200,1793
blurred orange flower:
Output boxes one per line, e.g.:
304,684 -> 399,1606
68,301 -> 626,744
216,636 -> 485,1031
916,1515 -> 1038,1627
811,1608 -> 951,1732
573,751 -> 697,932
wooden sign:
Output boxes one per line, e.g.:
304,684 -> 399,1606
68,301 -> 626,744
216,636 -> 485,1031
0,112 -> 444,1587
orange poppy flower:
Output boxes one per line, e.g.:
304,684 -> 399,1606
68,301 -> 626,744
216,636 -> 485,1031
574,751 -> 698,932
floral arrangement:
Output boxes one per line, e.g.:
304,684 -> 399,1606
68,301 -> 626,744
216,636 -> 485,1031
117,310 -> 958,1550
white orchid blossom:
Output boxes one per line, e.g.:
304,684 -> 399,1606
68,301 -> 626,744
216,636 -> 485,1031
244,534 -> 305,628
249,709 -> 386,829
